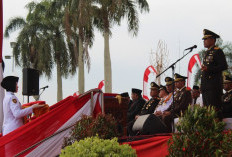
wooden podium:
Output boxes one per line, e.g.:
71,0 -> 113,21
104,96 -> 130,136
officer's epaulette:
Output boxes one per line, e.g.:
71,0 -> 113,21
214,47 -> 220,50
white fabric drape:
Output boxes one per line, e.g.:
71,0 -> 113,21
26,93 -> 101,157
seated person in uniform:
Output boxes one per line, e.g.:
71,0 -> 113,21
1,76 -> 44,136
191,85 -> 203,106
127,82 -> 160,136
154,85 -> 172,116
222,76 -> 232,118
135,82 -> 160,118
147,77 -> 174,133
127,88 -> 146,124
162,74 -> 192,132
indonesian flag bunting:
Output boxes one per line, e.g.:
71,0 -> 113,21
0,0 -> 4,133
73,91 -> 80,97
97,80 -> 105,90
0,90 -> 103,156
187,54 -> 202,89
143,66 -> 157,100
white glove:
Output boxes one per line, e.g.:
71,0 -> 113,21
32,104 -> 44,109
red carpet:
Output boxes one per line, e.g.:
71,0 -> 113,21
123,134 -> 171,157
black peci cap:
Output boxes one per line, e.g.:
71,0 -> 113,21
192,85 -> 200,90
120,92 -> 129,97
132,88 -> 142,95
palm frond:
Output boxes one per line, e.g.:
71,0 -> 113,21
4,17 -> 26,37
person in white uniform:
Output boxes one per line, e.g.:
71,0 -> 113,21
154,85 -> 173,114
1,76 -> 43,136
191,85 -> 203,107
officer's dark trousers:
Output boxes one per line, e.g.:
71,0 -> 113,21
202,89 -> 223,119
127,120 -> 137,136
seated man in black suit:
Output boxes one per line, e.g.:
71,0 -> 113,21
127,88 -> 146,123
120,92 -> 132,108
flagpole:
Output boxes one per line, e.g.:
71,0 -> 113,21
0,0 -> 5,133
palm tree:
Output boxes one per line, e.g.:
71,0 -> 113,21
32,0 -> 74,101
93,0 -> 149,93
57,0 -> 95,94
4,17 -> 54,76
194,39 -> 232,85
4,1 -> 74,102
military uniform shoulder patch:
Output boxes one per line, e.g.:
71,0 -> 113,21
12,99 -> 17,103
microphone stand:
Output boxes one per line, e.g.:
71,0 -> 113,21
36,88 -> 47,101
156,48 -> 193,133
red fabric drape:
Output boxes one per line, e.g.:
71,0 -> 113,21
0,95 -> 92,156
124,135 -> 171,157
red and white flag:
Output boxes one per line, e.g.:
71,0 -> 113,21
187,54 -> 202,89
143,66 -> 157,100
97,80 -> 105,90
0,0 -> 4,133
73,91 -> 80,97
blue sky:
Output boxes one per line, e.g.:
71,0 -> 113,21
2,0 -> 232,105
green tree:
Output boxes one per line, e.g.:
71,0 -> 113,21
61,136 -> 136,157
57,0 -> 95,94
168,105 -> 232,156
4,17 -> 54,77
93,0 -> 149,93
194,39 -> 232,85
4,0 -> 75,102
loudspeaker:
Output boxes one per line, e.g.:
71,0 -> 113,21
22,68 -> 39,96
133,114 -> 168,135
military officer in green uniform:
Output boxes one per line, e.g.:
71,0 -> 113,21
163,73 -> 192,132
201,29 -> 228,116
222,76 -> 232,118
136,82 -> 160,117
127,82 -> 160,136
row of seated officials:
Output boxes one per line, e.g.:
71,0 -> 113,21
121,73 -> 232,136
